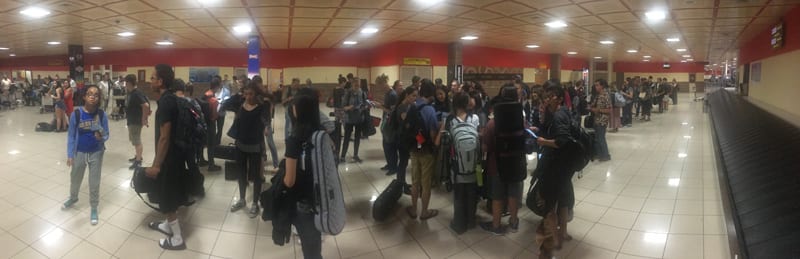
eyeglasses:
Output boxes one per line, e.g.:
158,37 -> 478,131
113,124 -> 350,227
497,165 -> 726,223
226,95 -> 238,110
86,94 -> 100,98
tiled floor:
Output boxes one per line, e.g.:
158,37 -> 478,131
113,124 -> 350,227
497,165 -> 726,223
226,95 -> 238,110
0,93 -> 730,258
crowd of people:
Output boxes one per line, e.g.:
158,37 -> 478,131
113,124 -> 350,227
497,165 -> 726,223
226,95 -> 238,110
2,64 -> 682,257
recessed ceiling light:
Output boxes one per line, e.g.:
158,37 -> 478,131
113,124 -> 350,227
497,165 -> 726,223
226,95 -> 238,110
545,20 -> 568,28
0,47 -> 8,50
360,27 -> 379,34
89,46 -> 102,50
343,41 -> 358,45
460,35 -> 478,40
9,54 -> 16,57
599,40 -> 614,45
627,49 -> 638,53
155,40 -> 173,46
232,24 -> 252,34
643,59 -> 650,62
643,55 -> 652,58
525,44 -> 540,48
567,51 -> 577,55
594,56 -> 602,59
682,54 -> 691,58
645,10 -> 667,21
666,38 -> 680,42
117,32 -> 135,37
20,6 -> 50,18
677,48 -> 687,52
47,41 -> 61,45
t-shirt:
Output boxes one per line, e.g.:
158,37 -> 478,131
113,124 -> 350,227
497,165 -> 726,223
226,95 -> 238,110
284,135 -> 314,203
155,92 -> 179,156
593,92 -> 612,127
126,88 -> 148,126
383,89 -> 398,119
415,98 -> 439,138
75,109 -> 104,153
236,104 -> 270,145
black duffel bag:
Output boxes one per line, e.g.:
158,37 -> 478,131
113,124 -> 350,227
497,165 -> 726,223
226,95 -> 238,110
213,143 -> 238,160
224,160 -> 240,181
372,179 -> 405,221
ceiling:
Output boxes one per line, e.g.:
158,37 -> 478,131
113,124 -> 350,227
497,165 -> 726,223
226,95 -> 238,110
0,0 -> 797,64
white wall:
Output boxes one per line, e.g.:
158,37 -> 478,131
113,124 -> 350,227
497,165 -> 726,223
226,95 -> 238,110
748,49 -> 800,119
370,65 -> 399,85
432,66 -> 447,82
282,66 -> 357,84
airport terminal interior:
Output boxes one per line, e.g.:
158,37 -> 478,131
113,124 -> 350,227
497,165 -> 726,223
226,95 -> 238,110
1,0 -> 800,259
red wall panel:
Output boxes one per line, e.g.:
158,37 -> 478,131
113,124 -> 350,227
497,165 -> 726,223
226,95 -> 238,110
613,62 -> 705,73
740,5 -> 800,64
369,41 -> 449,66
462,45 -> 551,68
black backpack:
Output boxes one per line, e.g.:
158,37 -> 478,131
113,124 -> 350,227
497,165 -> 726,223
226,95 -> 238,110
560,113 -> 595,172
493,102 -> 527,183
174,96 -> 207,151
402,103 -> 434,152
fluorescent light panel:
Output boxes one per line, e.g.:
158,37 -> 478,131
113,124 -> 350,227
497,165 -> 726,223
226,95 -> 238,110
599,40 -> 614,45
643,55 -> 651,58
545,21 -> 568,28
360,27 -> 379,34
20,6 -> 50,18
155,41 -> 173,45
461,35 -> 478,40
0,47 -> 8,50
525,44 -> 539,48
117,32 -> 135,37
89,46 -> 102,50
645,10 -> 666,21
47,41 -> 61,45
343,41 -> 358,45
666,38 -> 680,42
627,49 -> 638,53
677,48 -> 687,52
567,51 -> 577,55
594,56 -> 602,59
233,24 -> 252,34
9,54 -> 16,57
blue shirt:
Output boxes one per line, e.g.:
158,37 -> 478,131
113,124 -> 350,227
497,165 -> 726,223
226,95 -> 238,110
415,98 -> 438,134
67,108 -> 109,158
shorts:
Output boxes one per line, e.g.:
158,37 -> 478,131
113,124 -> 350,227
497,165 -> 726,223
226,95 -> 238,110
410,151 -> 435,191
128,125 -> 142,145
489,174 -> 523,201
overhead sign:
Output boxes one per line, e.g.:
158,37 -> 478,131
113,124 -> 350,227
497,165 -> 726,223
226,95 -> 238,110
403,57 -> 431,66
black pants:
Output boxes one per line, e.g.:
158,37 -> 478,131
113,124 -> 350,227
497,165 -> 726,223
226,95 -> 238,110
641,99 -> 652,116
397,145 -> 410,184
451,182 -> 478,234
622,103 -> 633,125
341,123 -> 362,158
634,101 -> 641,117
294,203 -> 322,259
215,115 -> 225,146
203,119 -> 218,166
237,150 -> 263,203
383,140 -> 399,171
332,121 -> 342,160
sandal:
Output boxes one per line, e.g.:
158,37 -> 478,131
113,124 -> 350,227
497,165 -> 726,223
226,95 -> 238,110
420,209 -> 439,220
159,238 -> 186,250
405,206 -> 417,219
148,222 -> 173,237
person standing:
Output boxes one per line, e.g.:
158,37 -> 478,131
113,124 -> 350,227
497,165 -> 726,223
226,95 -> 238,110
97,74 -> 109,110
282,78 -> 302,143
62,85 -> 109,226
214,75 -> 231,147
671,78 -> 678,105
229,82 -> 270,218
341,78 -> 366,163
144,64 -> 190,250
380,80 -> 402,174
590,79 -> 612,161
621,78 -> 634,127
125,74 -> 151,169
405,79 -> 439,220
202,79 -> 222,172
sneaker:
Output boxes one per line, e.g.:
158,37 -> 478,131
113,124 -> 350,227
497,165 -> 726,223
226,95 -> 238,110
385,170 -> 396,176
129,160 -> 142,170
128,157 -> 137,162
508,218 -> 519,233
352,156 -> 363,163
197,160 -> 209,167
248,204 -> 260,218
62,198 -> 78,209
380,165 -> 390,171
208,164 -> 221,172
230,200 -> 246,212
90,208 -> 98,225
479,221 -> 505,236
339,157 -> 346,163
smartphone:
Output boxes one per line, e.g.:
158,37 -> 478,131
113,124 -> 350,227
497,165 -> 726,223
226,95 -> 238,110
525,129 -> 538,139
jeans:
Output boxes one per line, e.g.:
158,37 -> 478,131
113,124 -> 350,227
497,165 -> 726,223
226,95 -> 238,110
264,125 -> 279,168
341,123 -> 362,158
397,145 -> 410,184
622,103 -> 633,126
294,203 -> 322,259
69,150 -> 104,208
593,125 -> 610,160
382,140 -> 399,170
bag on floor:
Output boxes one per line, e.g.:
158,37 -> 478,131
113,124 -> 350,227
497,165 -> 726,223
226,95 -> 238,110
224,160 -> 239,181
35,122 -> 55,132
303,130 -> 346,235
213,144 -> 238,160
492,102 -> 527,183
372,179 -> 405,221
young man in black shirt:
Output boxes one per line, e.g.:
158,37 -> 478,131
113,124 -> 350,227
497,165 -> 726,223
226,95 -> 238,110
125,74 -> 150,170
144,64 -> 189,250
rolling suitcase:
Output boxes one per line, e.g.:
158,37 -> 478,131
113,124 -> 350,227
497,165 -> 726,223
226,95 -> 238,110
224,160 -> 239,181
372,180 -> 405,221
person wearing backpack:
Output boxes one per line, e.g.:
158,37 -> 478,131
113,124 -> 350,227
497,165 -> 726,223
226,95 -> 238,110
199,78 -> 222,172
533,81 -> 578,258
435,92 -> 480,234
480,85 -> 529,235
228,81 -> 271,218
143,64 -> 192,250
404,79 -> 440,220
590,79 -> 612,161
281,93 -> 325,259
63,85 -> 109,226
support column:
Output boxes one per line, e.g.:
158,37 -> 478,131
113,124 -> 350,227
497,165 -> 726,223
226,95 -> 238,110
608,57 -> 615,85
588,58 -> 596,85
447,42 -> 463,85
549,54 -> 561,81
68,44 -> 85,106
247,34 -> 260,79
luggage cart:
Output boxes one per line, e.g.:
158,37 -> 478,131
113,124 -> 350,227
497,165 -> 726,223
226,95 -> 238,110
109,95 -> 126,120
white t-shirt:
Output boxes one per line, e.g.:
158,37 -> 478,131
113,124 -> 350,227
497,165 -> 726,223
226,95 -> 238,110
98,81 -> 109,99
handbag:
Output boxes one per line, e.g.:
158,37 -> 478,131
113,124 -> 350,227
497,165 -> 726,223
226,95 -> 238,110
213,143 -> 238,160
583,114 -> 595,128
525,177 -> 547,217
131,166 -> 157,194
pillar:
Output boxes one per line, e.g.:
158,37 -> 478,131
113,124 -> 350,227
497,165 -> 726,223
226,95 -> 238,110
247,34 -> 260,79
447,42 -> 463,85
550,54 -> 561,81
68,44 -> 85,106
